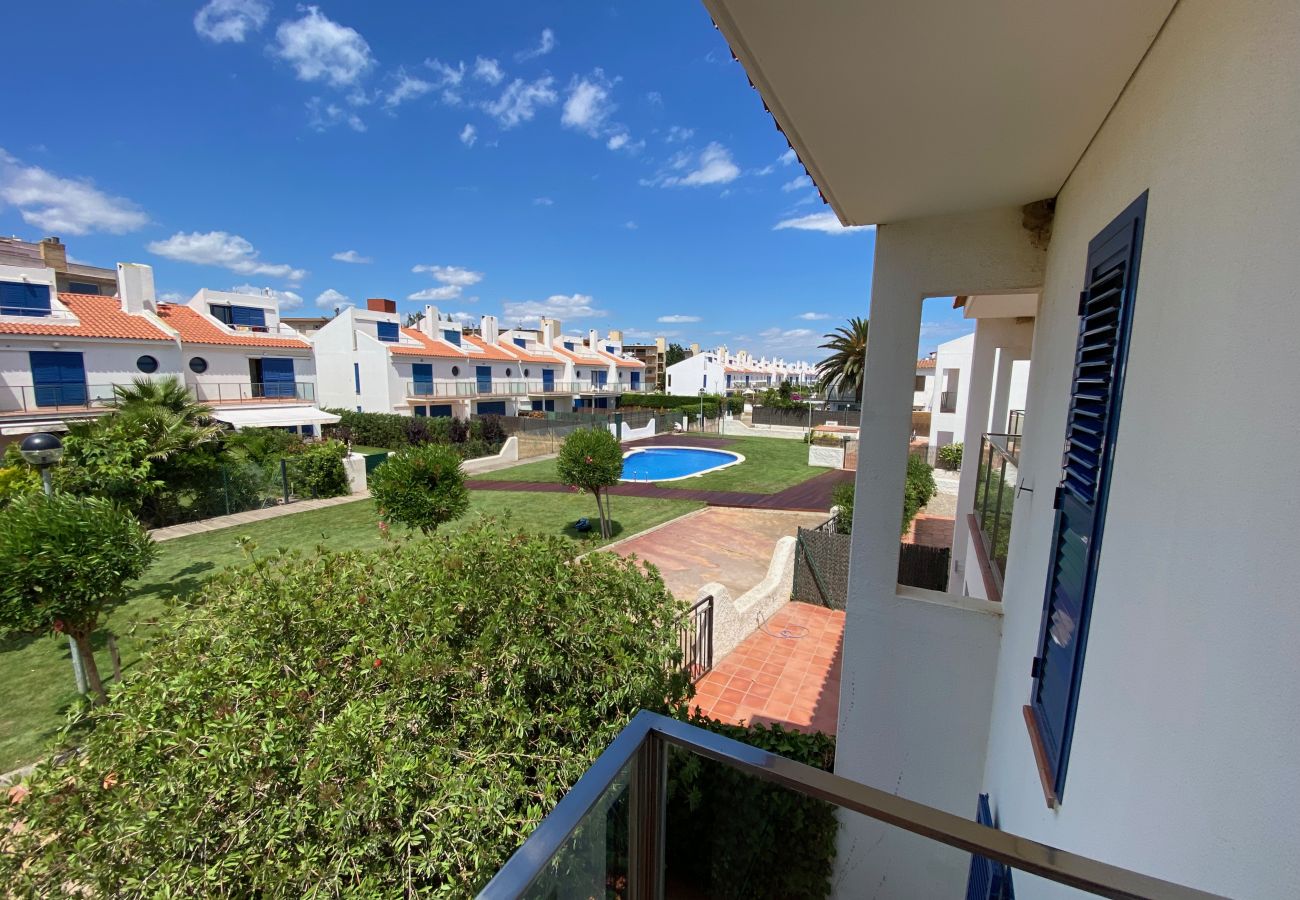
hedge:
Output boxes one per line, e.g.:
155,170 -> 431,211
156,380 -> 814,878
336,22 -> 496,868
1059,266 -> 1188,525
618,392 -> 742,417
325,409 -> 506,459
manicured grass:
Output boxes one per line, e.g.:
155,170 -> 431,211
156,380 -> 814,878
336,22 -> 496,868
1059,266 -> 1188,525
348,445 -> 392,456
477,436 -> 820,494
0,490 -> 701,773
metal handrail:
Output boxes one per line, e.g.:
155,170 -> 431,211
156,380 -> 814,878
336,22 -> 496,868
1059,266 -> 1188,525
187,381 -> 316,404
479,711 -> 1221,899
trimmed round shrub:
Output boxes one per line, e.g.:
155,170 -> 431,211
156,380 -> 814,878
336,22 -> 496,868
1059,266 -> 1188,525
556,427 -> 624,539
0,523 -> 690,896
287,439 -> 350,498
369,443 -> 469,533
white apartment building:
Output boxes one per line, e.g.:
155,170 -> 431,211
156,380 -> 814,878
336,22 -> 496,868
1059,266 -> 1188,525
665,346 -> 817,396
922,328 -> 1031,463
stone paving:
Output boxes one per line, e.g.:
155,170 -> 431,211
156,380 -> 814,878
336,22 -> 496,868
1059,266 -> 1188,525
690,602 -> 844,735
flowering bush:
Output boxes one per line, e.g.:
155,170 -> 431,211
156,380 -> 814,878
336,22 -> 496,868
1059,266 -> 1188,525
369,444 -> 469,535
556,427 -> 624,539
0,522 -> 691,896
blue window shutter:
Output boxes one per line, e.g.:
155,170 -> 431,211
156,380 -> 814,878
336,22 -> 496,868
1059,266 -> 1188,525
631,372 -> 640,389
260,358 -> 296,398
965,795 -> 1014,900
2,282 -> 52,316
414,406 -> 427,417
30,351 -> 86,406
514,337 -> 527,348
231,305 -> 266,329
377,321 -> 399,343
66,281 -> 99,295
563,341 -> 574,351
412,363 -> 433,396
1031,192 -> 1147,802
475,366 -> 492,392
444,329 -> 461,346
429,404 -> 452,417
353,363 -> 361,393
477,400 -> 506,415
542,369 -> 555,389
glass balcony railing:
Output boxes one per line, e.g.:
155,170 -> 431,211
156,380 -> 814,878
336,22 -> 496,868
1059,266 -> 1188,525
1,380 -> 316,413
187,381 -> 316,405
975,432 -> 1022,591
940,390 -> 959,413
406,380 -> 592,398
479,711 -> 1214,899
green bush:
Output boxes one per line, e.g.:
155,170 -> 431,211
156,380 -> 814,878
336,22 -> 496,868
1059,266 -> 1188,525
369,443 -> 469,534
667,712 -> 837,899
556,427 -> 624,539
288,440 -> 350,499
223,427 -> 304,464
0,523 -> 691,896
325,410 -> 505,460
832,480 -> 855,534
937,441 -> 963,470
902,453 -> 938,535
0,493 -> 155,703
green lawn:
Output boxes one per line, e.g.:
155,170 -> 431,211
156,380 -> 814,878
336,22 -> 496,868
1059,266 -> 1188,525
348,445 -> 392,456
478,435 -> 819,494
0,490 -> 701,773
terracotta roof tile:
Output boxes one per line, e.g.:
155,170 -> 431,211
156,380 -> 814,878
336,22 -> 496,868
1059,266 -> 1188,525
494,339 -> 566,364
462,333 -> 518,361
917,358 -> 936,369
594,348 -> 645,368
157,304 -> 310,349
389,327 -> 467,359
0,293 -> 171,341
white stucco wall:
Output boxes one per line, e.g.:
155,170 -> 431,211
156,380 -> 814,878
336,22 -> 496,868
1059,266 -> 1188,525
0,337 -> 183,409
978,2 -> 1300,896
926,332 -> 974,460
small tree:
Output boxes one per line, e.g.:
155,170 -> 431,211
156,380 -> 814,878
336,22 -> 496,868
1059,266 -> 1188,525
0,493 -> 155,703
557,427 -> 624,539
369,443 -> 469,534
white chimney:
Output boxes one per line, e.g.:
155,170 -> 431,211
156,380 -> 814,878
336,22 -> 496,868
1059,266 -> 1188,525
117,263 -> 156,313
481,314 -> 499,345
541,317 -> 562,346
588,328 -> 600,349
421,305 -> 440,338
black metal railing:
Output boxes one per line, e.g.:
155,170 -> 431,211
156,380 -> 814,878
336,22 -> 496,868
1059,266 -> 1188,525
1007,408 -> 1025,436
975,432 -> 1022,591
676,595 -> 713,682
478,711 -> 1219,899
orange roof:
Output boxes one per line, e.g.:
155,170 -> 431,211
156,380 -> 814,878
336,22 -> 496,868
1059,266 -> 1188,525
463,333 -> 518,361
0,293 -> 171,341
917,358 -> 936,369
157,304 -> 311,349
390,327 -> 467,359
495,338 -> 565,364
594,348 -> 644,369
551,343 -> 606,366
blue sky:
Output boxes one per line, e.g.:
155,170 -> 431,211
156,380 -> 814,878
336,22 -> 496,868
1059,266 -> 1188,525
0,1 -> 971,359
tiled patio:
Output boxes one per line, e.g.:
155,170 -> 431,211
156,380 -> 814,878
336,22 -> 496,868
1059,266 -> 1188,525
690,602 -> 844,735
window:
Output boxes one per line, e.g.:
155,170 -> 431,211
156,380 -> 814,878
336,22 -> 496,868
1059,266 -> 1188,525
412,363 -> 432,396
0,282 -> 52,317
524,368 -> 530,377
377,321 -> 399,342
703,373 -> 707,387
1029,192 -> 1147,805
414,405 -> 428,417
605,345 -> 616,354
257,357 -> 296,398
136,355 -> 159,374
188,357 -> 208,374
301,425 -> 315,438
505,368 -> 512,377
451,365 -> 460,376
915,375 -> 927,392
514,337 -> 527,348
354,362 -> 361,394
563,341 -> 574,351
67,281 -> 100,295
211,304 -> 267,331
30,350 -> 86,407
443,329 -> 461,346
965,794 -> 1015,899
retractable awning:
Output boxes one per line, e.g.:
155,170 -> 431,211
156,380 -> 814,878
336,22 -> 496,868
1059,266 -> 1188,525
209,405 -> 341,430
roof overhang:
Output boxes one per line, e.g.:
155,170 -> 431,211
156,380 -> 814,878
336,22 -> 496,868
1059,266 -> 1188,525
957,292 -> 1039,319
703,0 -> 1174,224
211,406 -> 341,430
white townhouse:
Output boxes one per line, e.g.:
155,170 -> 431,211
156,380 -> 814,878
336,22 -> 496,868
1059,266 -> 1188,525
0,262 -> 331,440
923,328 -> 1031,464
665,346 -> 817,396
913,354 -> 936,408
491,1 -> 1300,897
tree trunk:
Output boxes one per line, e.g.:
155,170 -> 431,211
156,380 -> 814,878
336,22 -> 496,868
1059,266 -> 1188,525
71,629 -> 107,705
594,489 -> 609,539
107,633 -> 123,682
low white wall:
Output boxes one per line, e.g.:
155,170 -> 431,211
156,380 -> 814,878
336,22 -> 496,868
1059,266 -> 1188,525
723,418 -> 808,440
461,435 -> 519,474
611,417 -> 655,442
808,443 -> 845,468
700,535 -> 798,662
343,453 -> 369,495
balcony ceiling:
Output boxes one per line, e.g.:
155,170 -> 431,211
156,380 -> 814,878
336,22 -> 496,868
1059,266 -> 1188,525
703,0 -> 1175,225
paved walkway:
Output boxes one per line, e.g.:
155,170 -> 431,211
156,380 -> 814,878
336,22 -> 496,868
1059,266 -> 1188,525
148,493 -> 368,542
691,602 -> 844,735
605,507 -> 826,600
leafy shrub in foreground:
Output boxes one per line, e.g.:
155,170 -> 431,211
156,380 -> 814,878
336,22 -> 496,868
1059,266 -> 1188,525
827,454 -> 937,537
369,443 -> 469,534
0,522 -> 691,896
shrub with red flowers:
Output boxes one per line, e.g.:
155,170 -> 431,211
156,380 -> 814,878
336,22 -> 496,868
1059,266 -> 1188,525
0,521 -> 690,896
555,427 -> 624,539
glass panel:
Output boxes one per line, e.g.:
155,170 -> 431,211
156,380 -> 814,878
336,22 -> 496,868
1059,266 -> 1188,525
521,758 -> 631,899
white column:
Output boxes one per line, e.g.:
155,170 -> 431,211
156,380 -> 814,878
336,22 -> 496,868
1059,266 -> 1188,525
949,320 -> 1000,588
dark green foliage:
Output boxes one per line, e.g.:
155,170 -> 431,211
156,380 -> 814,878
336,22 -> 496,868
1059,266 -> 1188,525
556,428 -> 624,538
937,441 -> 963,470
816,316 -> 870,400
0,523 -> 691,896
223,426 -> 304,463
667,712 -> 838,899
325,410 -> 504,460
902,453 -> 938,535
665,342 -> 687,368
0,493 -> 155,702
369,443 -> 469,533
287,440 -> 350,498
832,480 -> 855,534
619,392 -> 728,420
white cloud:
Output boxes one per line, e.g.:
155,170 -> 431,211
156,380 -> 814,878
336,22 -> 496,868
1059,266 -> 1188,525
562,70 -> 616,136
665,125 -> 694,143
274,6 -> 374,88
797,312 -> 830,320
515,27 -> 556,61
752,164 -> 775,176
229,284 -> 304,309
773,212 -> 872,235
782,175 -> 812,192
653,142 -> 741,188
502,292 -> 606,325
383,71 -> 434,109
158,291 -> 188,304
314,288 -> 351,309
332,249 -> 371,264
148,231 -> 307,283
533,196 -> 554,206
483,76 -> 557,127
422,58 -> 466,103
473,56 -> 504,85
623,220 -> 637,230
305,96 -> 365,132
780,148 -> 798,165
645,91 -> 663,106
459,123 -> 478,147
412,264 -> 483,287
0,149 -> 148,235
408,285 -> 464,301
194,0 -> 269,43
658,314 -> 700,324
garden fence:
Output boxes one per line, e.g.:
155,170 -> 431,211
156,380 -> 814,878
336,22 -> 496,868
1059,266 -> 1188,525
752,406 -> 862,428
676,594 -> 714,682
793,519 -> 952,607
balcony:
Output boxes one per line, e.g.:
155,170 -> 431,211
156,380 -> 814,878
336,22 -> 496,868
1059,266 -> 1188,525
407,380 -> 581,399
940,390 -> 959,413
479,711 -> 1211,899
974,432 -> 1021,592
187,381 -> 316,406
0,383 -> 123,417
578,381 -> 622,395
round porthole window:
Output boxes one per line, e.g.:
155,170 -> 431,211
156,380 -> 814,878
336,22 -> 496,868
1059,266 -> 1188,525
505,368 -> 512,377
188,357 -> 208,374
575,370 -> 582,378
524,368 -> 530,377
451,365 -> 460,376
136,354 -> 159,374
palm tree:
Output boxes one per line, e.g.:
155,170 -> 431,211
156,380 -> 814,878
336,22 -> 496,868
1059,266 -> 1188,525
815,316 -> 869,401
111,377 -> 222,460
113,376 -> 208,419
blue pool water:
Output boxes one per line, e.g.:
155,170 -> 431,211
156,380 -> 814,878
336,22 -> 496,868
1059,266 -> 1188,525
620,447 -> 743,482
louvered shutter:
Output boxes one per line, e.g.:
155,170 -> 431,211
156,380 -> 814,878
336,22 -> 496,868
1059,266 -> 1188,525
30,351 -> 86,407
1031,193 -> 1147,801
260,358 -> 296,398
966,794 -> 1015,900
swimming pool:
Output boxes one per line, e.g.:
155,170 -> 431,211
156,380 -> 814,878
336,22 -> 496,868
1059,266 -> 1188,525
620,446 -> 745,482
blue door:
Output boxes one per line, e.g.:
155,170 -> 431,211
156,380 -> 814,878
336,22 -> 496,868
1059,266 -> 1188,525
542,368 -> 555,391
30,351 -> 86,407
414,405 -> 428,417
429,404 -> 453,417
477,400 -> 506,415
631,371 -> 640,390
412,363 -> 433,397
261,358 -> 296,398
595,397 -> 609,409
476,365 -> 492,394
